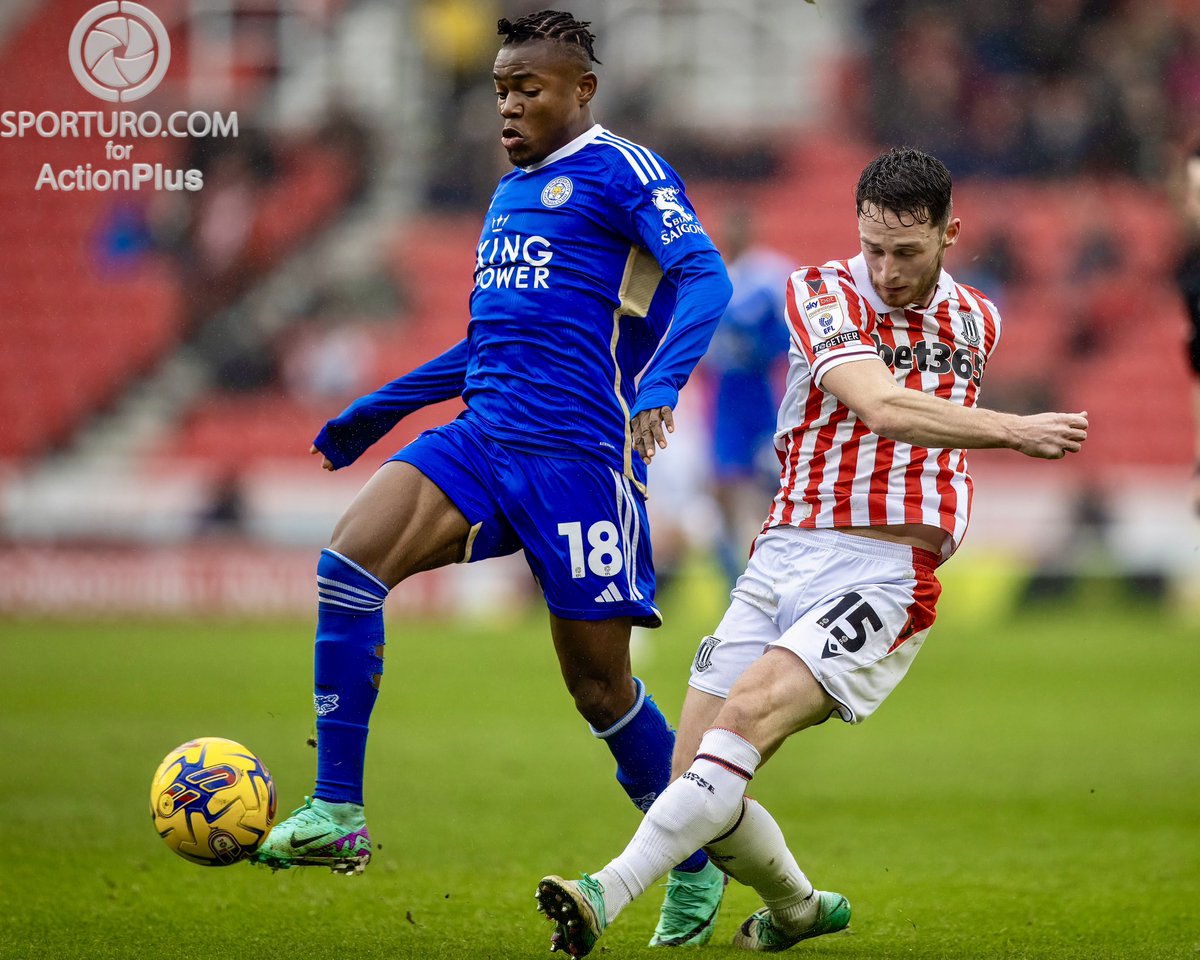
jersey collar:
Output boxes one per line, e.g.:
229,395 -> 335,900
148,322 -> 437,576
848,253 -> 955,315
521,123 -> 605,173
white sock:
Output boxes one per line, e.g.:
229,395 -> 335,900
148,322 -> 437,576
705,798 -> 818,932
592,728 -> 760,923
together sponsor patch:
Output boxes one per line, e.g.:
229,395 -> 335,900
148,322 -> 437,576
812,330 -> 862,354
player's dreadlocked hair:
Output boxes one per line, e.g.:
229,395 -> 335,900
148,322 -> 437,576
856,147 -> 953,228
497,10 -> 601,65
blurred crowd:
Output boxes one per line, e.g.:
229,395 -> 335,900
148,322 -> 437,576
858,0 -> 1200,181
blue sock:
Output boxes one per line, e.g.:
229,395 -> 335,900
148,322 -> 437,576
593,677 -> 709,873
312,548 -> 389,806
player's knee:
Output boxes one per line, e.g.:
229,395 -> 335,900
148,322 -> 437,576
316,548 -> 389,608
565,674 -> 633,729
718,650 -> 835,746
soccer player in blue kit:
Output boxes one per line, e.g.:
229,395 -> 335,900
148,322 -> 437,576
254,9 -> 734,947
706,219 -> 792,586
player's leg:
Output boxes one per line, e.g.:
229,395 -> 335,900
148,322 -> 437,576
549,614 -> 696,823
537,530 -> 854,952
511,455 -> 688,832
536,587 -> 775,955
546,614 -> 725,950
511,451 -> 715,950
701,650 -> 849,950
716,530 -> 941,948
643,686 -> 729,948
668,643 -> 837,945
645,562 -> 789,946
592,651 -> 834,909
670,684 -> 726,780
312,462 -> 471,802
716,800 -> 850,952
256,461 -> 473,872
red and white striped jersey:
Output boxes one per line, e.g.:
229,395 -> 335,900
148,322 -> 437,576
765,253 -> 1002,556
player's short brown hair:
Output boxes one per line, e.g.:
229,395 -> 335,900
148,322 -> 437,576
856,147 -> 953,228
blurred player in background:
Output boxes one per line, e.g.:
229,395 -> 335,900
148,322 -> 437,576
1175,143 -> 1200,514
705,212 -> 791,586
254,9 -> 735,945
534,147 -> 1089,956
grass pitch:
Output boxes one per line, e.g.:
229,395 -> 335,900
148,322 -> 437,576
1,574 -> 1197,959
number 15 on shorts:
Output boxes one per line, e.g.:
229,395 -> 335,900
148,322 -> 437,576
557,521 -> 624,578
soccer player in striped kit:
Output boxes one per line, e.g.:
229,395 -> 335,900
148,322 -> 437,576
536,147 -> 1089,956
255,9 -> 735,945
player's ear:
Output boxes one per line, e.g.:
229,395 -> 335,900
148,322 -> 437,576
576,70 -> 597,106
942,217 -> 961,250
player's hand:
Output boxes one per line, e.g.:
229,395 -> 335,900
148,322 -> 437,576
1015,411 -> 1089,459
311,444 -> 335,471
631,406 -> 674,464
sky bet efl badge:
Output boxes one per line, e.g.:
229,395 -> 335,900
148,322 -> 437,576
803,293 -> 845,339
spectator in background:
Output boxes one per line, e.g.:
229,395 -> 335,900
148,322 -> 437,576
169,137 -> 273,332
1175,144 -> 1200,513
705,212 -> 791,586
419,0 -> 504,209
282,317 -> 374,403
93,201 -> 156,274
197,469 -> 248,538
860,0 -> 1197,183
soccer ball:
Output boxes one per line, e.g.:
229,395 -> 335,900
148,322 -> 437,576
150,737 -> 277,866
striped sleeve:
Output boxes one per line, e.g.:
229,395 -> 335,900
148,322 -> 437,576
785,265 -> 879,389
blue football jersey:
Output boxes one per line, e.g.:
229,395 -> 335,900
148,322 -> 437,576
314,125 -> 731,482
461,124 -> 727,485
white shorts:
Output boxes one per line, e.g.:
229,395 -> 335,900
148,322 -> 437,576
688,526 -> 942,723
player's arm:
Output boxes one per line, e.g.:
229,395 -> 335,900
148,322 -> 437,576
821,357 -> 1089,459
312,338 -> 469,470
630,247 -> 733,462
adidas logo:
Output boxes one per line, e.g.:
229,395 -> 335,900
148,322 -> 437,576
594,582 -> 623,603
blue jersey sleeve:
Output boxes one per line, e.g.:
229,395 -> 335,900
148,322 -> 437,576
609,163 -> 732,415
632,247 -> 732,414
313,338 -> 469,468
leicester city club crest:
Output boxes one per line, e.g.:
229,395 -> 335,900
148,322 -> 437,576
541,176 -> 573,207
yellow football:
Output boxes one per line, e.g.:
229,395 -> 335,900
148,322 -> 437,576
150,737 -> 276,866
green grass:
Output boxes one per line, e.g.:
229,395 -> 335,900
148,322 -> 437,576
1,575 -> 1197,959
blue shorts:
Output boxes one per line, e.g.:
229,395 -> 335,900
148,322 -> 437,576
389,417 -> 661,627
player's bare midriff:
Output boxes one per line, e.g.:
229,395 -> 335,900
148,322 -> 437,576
838,523 -> 947,556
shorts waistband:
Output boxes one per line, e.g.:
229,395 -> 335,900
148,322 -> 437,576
762,526 -> 940,570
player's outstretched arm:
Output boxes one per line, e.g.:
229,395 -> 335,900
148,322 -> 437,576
312,338 -> 469,469
821,356 -> 1089,459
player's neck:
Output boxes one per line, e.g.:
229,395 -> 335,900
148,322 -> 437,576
560,111 -> 596,148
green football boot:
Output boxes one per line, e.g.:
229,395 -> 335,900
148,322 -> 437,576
649,861 -> 727,947
731,891 -> 851,952
252,797 -> 371,874
535,874 -> 607,958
